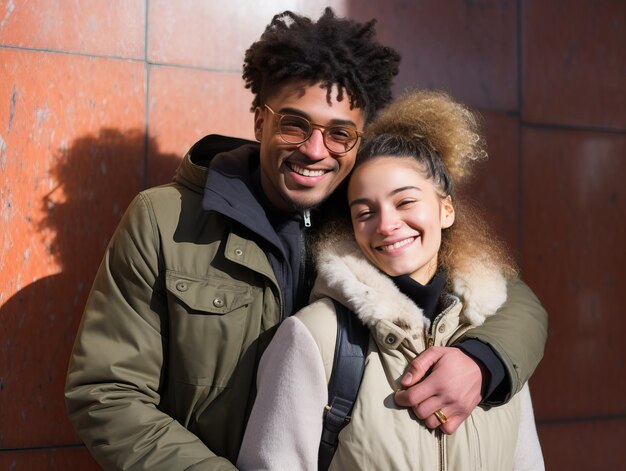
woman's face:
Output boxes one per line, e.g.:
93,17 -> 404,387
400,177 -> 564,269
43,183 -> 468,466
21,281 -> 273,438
348,156 -> 455,284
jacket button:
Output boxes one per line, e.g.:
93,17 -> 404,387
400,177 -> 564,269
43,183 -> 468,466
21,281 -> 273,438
234,249 -> 243,256
175,281 -> 188,292
213,298 -> 225,308
385,334 -> 396,345
438,324 -> 446,334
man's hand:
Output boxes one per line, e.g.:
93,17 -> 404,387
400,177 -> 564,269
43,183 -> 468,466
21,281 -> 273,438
393,346 -> 484,434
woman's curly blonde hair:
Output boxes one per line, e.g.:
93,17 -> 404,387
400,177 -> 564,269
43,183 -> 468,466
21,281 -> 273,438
353,89 -> 518,279
363,89 -> 486,184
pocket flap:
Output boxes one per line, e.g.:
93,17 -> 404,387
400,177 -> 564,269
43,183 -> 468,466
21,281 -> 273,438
166,270 -> 253,314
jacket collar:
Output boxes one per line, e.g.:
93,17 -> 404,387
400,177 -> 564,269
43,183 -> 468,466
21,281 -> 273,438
174,134 -> 258,194
173,134 -> 290,255
312,236 -> 508,336
205,144 -> 294,257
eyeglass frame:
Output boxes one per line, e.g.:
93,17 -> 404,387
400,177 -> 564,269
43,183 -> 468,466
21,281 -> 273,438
264,104 -> 362,155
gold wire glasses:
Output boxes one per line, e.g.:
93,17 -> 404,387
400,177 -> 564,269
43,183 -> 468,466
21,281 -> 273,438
264,104 -> 361,154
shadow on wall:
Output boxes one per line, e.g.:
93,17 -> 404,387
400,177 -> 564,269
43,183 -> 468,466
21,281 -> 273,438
0,129 -> 180,448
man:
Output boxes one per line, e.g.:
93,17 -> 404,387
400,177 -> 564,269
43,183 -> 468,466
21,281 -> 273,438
66,8 -> 546,470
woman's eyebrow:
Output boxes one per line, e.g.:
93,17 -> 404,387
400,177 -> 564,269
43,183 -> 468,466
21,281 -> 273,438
349,186 -> 422,207
391,186 -> 421,195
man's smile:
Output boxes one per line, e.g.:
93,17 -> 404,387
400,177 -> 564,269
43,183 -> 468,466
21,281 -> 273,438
286,162 -> 329,177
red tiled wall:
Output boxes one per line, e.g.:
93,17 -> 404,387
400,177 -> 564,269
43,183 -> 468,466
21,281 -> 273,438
350,1 -> 625,469
521,2 -> 626,468
0,1 -> 341,467
1,1 -> 624,469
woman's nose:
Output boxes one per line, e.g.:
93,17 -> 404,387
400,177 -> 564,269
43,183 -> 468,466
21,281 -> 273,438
376,210 -> 401,235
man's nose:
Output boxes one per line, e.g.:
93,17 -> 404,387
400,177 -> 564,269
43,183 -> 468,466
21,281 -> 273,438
297,128 -> 327,161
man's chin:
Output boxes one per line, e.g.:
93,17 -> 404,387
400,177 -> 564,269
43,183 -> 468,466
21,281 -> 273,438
282,189 -> 328,213
290,198 -> 321,212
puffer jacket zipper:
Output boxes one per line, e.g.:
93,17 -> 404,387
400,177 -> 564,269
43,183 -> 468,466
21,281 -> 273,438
425,307 -> 456,471
423,329 -> 446,470
437,428 -> 447,471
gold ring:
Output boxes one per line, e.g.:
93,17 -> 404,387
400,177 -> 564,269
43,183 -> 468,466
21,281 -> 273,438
434,408 -> 448,425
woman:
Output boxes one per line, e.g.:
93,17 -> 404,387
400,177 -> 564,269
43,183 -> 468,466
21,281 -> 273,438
237,90 -> 544,470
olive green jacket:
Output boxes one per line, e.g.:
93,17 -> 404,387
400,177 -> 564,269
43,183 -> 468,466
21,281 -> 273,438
66,146 -> 282,470
65,138 -> 547,470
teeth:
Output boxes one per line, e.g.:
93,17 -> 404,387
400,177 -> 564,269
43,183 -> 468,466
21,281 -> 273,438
379,237 -> 415,252
289,163 -> 327,177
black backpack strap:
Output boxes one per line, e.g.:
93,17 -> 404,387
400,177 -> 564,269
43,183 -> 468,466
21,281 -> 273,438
318,299 -> 369,471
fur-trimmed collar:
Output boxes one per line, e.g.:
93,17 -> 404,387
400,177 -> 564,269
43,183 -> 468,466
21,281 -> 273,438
311,237 -> 508,334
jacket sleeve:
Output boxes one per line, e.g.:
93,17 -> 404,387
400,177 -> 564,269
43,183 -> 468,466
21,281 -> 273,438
237,316 -> 327,471
65,194 -> 236,471
513,383 -> 545,470
455,278 -> 548,404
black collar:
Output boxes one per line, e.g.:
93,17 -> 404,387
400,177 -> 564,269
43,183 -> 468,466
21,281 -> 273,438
392,270 -> 446,323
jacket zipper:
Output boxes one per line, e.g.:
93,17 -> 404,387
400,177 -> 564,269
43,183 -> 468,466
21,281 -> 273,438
425,298 -> 459,349
437,428 -> 446,471
424,326 -> 444,470
291,210 -> 310,318
303,209 -> 311,227
297,229 -> 307,312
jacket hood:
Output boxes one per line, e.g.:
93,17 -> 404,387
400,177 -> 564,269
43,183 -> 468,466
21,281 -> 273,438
173,134 -> 282,251
173,134 -> 291,259
312,235 -> 508,334
173,134 -> 259,193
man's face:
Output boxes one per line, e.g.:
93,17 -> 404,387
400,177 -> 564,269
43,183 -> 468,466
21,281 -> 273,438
254,82 -> 365,212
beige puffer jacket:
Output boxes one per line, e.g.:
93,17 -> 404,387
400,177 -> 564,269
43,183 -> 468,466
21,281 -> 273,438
238,238 -> 544,471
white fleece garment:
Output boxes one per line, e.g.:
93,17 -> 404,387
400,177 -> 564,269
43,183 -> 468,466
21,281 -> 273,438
513,384 -> 545,470
237,316 -> 544,471
237,317 -> 326,471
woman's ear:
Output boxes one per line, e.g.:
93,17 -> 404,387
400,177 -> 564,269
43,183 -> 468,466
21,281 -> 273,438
253,107 -> 265,142
440,195 -> 455,229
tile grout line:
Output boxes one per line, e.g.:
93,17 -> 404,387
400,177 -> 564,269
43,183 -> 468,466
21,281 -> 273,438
516,0 -> 524,266
144,0 -> 151,189
520,120 -> 626,135
536,413 -> 626,427
0,443 -> 88,453
0,44 -> 241,74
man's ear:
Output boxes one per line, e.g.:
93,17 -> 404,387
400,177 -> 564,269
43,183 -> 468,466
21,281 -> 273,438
253,107 -> 265,142
441,195 -> 455,229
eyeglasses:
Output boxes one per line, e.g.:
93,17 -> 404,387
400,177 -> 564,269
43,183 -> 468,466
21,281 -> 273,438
264,104 -> 362,155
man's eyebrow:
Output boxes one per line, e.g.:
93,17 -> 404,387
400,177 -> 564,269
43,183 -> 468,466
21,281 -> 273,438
349,186 -> 422,207
278,107 -> 358,128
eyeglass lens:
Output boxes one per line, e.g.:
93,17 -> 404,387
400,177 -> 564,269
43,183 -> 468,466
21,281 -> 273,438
278,114 -> 358,154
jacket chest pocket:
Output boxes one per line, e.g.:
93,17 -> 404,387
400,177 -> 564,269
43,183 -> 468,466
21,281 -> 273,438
165,270 -> 257,387
167,270 -> 254,313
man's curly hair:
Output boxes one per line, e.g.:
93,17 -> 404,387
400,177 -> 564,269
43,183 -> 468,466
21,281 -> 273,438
242,8 -> 401,121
